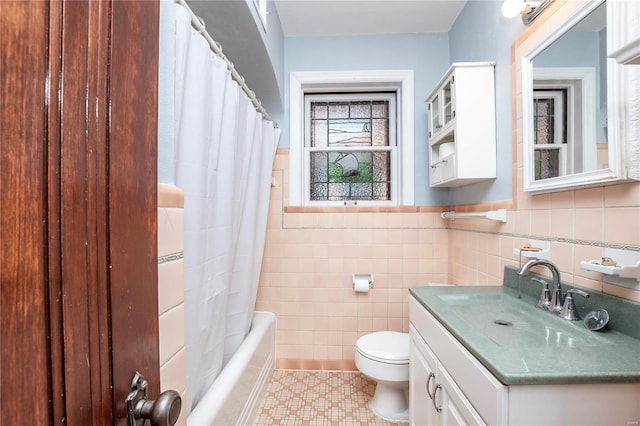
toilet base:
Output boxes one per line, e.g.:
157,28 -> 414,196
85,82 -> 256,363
369,381 -> 409,423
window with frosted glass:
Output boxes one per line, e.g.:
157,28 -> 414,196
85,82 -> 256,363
533,89 -> 567,180
305,95 -> 394,202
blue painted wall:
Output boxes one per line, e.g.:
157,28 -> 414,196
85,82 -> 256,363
159,0 -> 528,204
534,31 -> 607,143
282,1 -> 525,206
283,33 -> 451,205
447,0 -> 523,205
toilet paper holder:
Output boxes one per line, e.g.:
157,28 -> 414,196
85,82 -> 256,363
352,273 -> 374,290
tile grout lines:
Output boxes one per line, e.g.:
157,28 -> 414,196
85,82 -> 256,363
254,370 -> 404,426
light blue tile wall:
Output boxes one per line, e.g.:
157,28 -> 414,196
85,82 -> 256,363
447,0 -> 523,205
283,33 -> 451,205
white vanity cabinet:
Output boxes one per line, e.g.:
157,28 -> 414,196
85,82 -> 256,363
410,325 -> 485,426
426,62 -> 496,188
409,295 -> 640,426
409,297 -> 506,425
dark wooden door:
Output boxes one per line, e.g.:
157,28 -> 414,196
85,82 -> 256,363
1,1 -> 161,424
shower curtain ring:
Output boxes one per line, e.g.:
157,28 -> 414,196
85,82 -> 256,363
196,16 -> 206,34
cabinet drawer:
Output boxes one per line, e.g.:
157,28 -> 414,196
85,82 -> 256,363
409,297 -> 508,425
440,154 -> 456,181
429,162 -> 442,185
429,155 -> 456,186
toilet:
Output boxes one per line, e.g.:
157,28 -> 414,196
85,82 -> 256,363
355,331 -> 410,423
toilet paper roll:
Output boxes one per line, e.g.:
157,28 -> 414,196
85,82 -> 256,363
439,142 -> 455,158
353,278 -> 371,293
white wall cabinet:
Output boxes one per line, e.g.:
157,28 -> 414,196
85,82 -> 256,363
426,62 -> 496,187
409,295 -> 640,425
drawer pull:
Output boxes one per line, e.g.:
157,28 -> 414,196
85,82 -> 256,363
433,384 -> 443,413
426,372 -> 436,399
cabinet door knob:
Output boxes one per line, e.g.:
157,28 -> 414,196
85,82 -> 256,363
426,372 -> 436,399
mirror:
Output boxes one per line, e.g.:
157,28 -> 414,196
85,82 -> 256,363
521,0 -> 628,193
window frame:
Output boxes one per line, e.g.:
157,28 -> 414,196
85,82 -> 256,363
533,89 -> 569,178
304,92 -> 397,206
524,66 -> 598,188
252,0 -> 268,32
289,70 -> 414,206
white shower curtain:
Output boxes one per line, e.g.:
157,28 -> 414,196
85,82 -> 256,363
173,4 -> 280,413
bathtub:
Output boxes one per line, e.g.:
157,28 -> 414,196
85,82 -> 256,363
187,311 -> 276,426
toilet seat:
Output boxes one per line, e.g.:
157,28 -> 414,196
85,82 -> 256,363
356,331 -> 409,364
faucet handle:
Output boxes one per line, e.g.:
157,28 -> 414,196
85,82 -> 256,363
531,278 -> 551,311
566,288 -> 589,298
558,289 -> 590,320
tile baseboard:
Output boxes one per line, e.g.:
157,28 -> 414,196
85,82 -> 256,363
276,358 -> 357,372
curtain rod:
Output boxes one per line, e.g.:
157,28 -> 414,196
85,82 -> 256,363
175,0 -> 275,125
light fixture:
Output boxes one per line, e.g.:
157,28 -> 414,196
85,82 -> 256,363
501,0 -> 554,25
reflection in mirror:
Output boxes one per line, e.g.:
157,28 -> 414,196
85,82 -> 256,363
521,0 -> 632,193
531,1 -> 606,181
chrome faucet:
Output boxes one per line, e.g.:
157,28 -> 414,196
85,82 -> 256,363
530,277 -> 551,311
518,259 -> 564,313
558,288 -> 590,320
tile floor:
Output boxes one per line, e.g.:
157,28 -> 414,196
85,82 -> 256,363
254,370 -> 403,426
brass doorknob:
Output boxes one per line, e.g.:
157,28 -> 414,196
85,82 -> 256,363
135,390 -> 181,426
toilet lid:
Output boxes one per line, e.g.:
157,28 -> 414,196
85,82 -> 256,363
356,331 -> 409,363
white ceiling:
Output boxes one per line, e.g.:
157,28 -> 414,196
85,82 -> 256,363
274,0 -> 468,37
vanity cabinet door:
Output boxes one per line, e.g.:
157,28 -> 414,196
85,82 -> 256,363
438,364 -> 486,426
409,326 -> 438,426
410,325 -> 485,426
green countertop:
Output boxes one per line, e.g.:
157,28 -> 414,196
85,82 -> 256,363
409,282 -> 640,385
